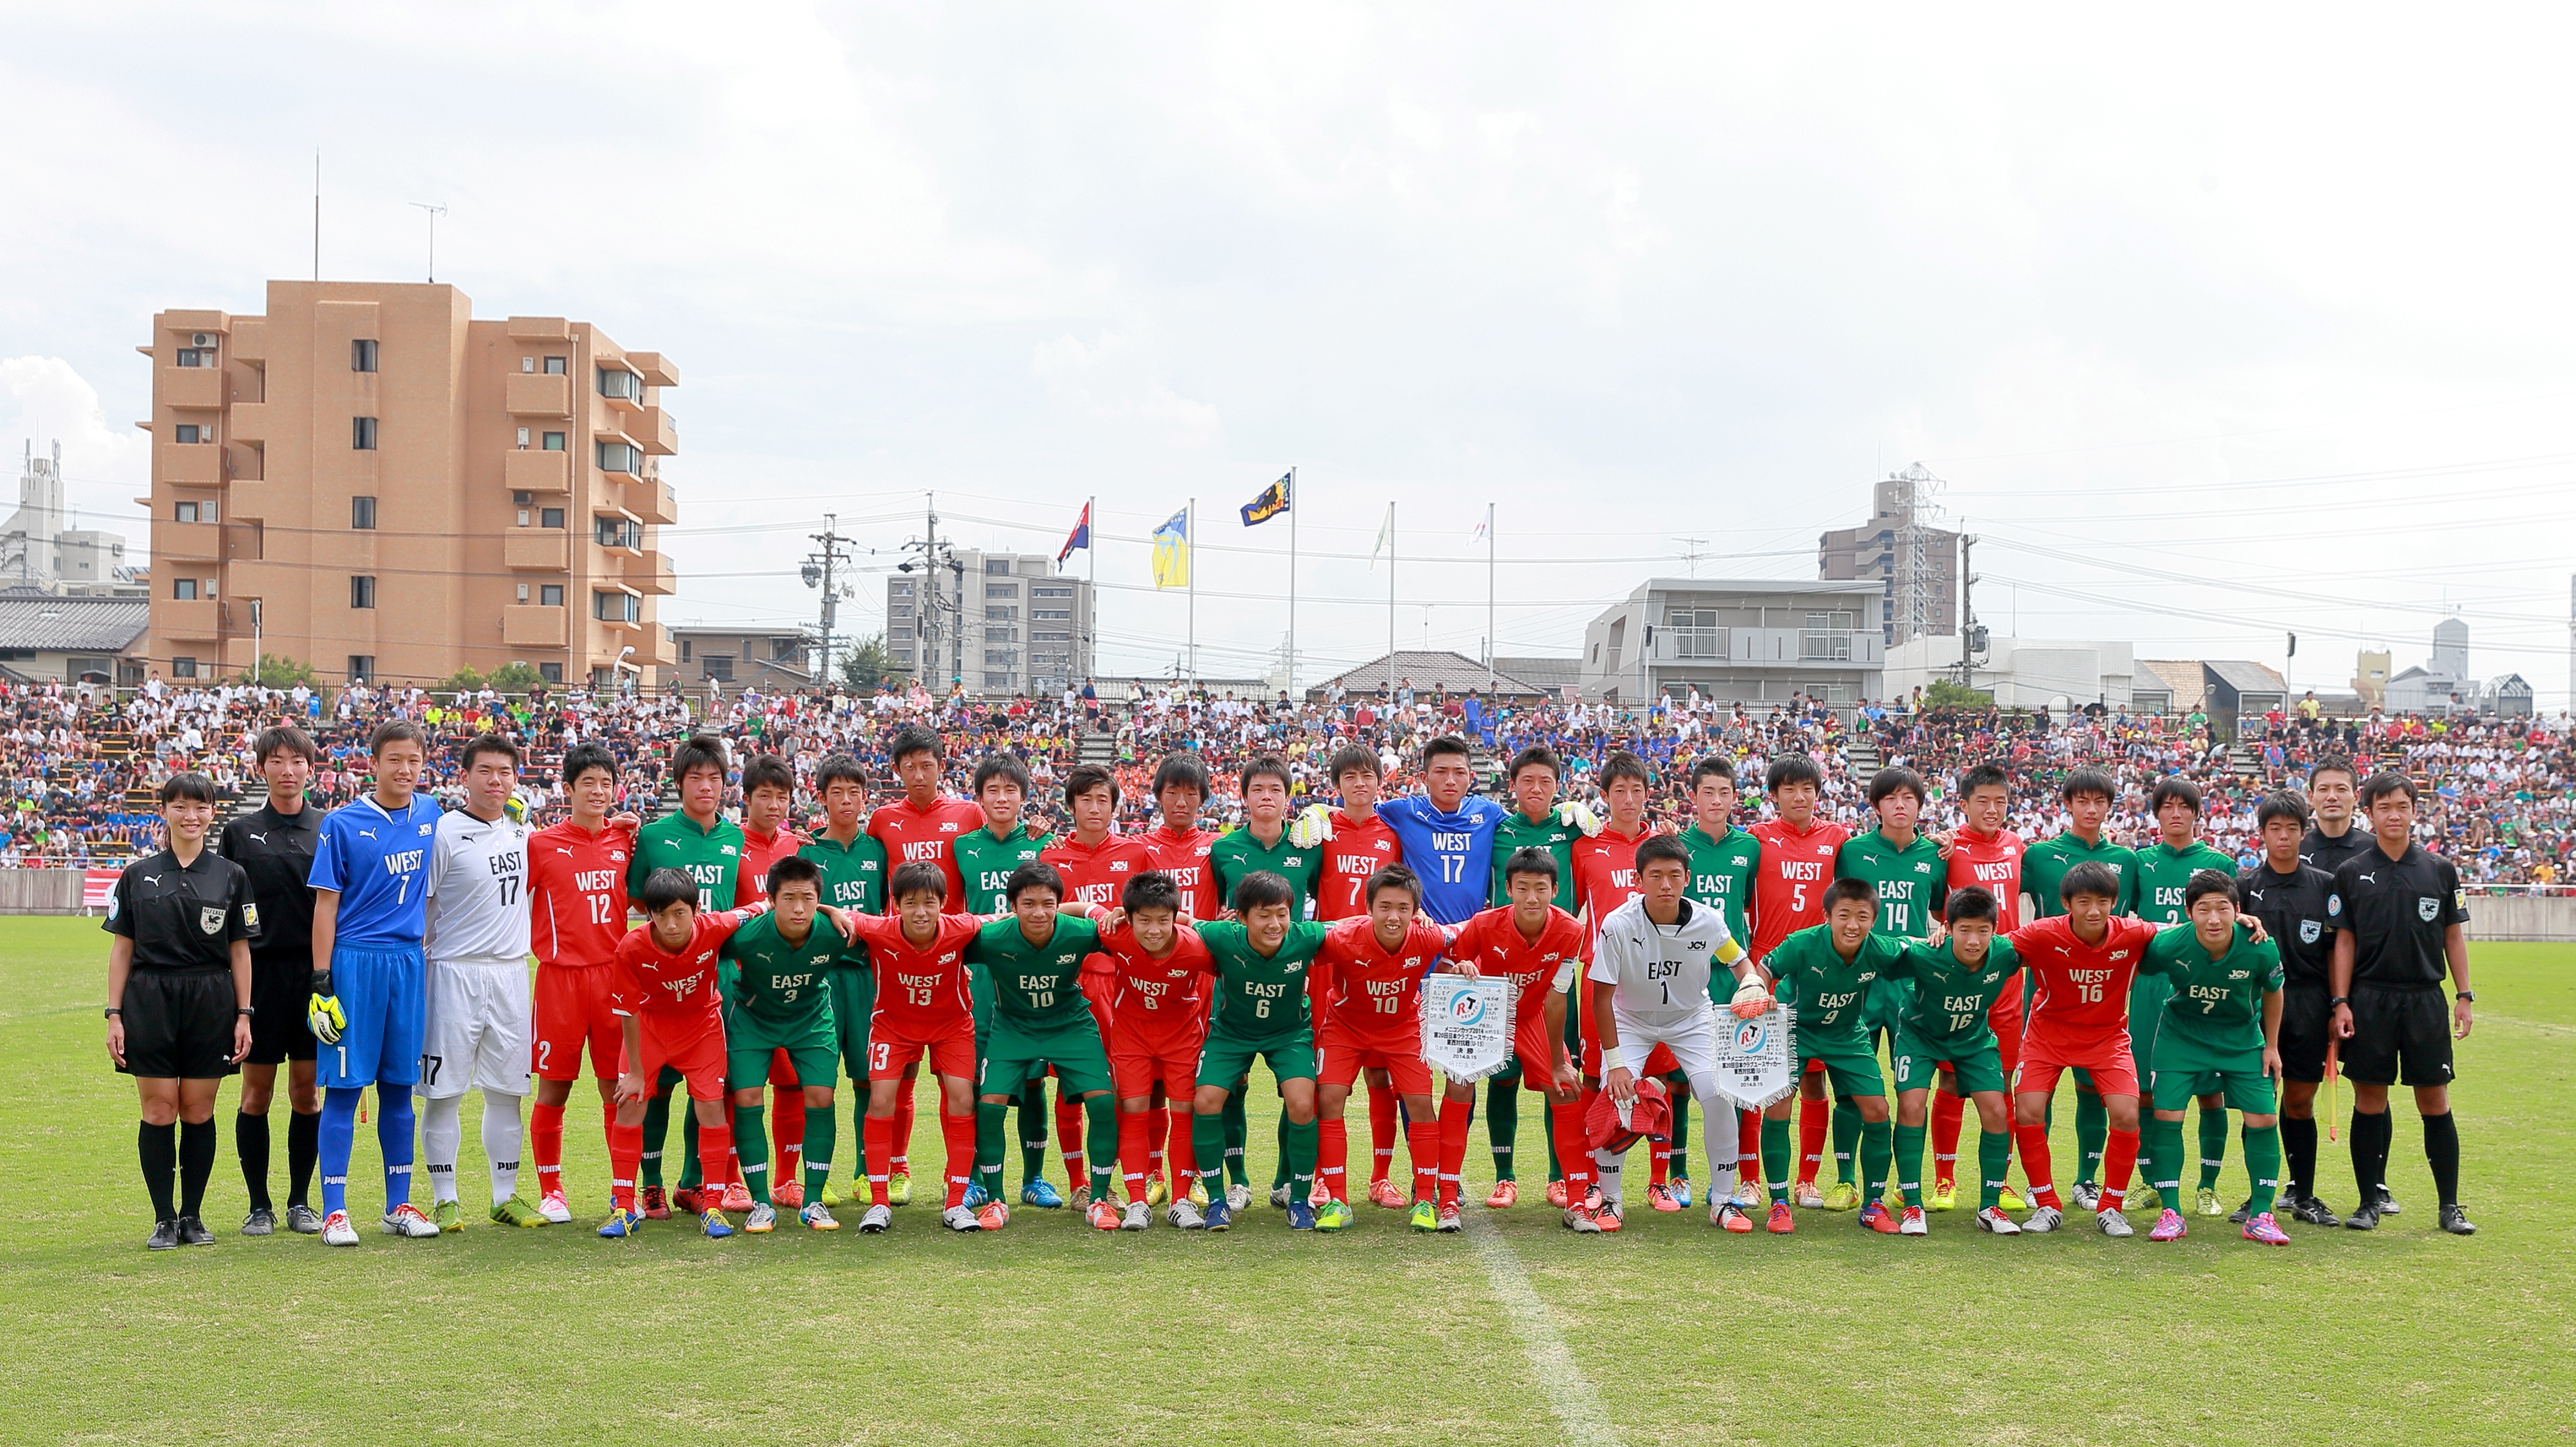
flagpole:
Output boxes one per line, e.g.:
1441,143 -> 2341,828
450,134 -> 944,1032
1086,495 -> 1096,687
1486,500 -> 1495,693
1287,468 -> 1297,704
1187,496 -> 1196,685
1386,501 -> 1397,702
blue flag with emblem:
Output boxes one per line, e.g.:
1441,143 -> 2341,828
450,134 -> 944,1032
1240,474 -> 1292,527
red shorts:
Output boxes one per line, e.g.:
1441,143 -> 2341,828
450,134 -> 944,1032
633,1017 -> 727,1102
868,1015 -> 976,1082
1578,1006 -> 1677,1079
1111,1040 -> 1199,1098
533,965 -> 623,1082
1081,967 -> 1116,1039
1512,1027 -> 1570,1094
2014,1035 -> 2137,1099
1318,1019 -> 1432,1094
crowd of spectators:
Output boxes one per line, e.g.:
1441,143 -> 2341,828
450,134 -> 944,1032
2,673 -> 2567,888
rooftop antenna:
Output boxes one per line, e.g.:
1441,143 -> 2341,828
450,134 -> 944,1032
313,151 -> 321,281
1678,537 -> 1709,578
409,201 -> 448,282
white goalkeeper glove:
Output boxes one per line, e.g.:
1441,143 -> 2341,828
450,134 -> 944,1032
1729,977 -> 1774,1020
1288,802 -> 1337,848
1554,799 -> 1603,837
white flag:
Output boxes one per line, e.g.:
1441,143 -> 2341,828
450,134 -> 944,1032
1369,504 -> 1393,572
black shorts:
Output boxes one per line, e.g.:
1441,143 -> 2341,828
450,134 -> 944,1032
2278,983 -> 2331,1084
118,970 -> 240,1080
2341,985 -> 2455,1089
246,954 -> 315,1066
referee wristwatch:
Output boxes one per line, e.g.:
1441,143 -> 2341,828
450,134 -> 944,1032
2328,996 -> 2349,1008
238,1006 -> 258,1016
102,1007 -> 120,1019
2455,990 -> 2475,1003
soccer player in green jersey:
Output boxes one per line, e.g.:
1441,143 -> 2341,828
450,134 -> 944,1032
1482,744 -> 1582,1208
2019,767 -> 2138,1209
1884,886 -> 2025,1235
1755,880 -> 1907,1235
1827,766 -> 1944,1210
1680,755 -> 1764,1211
721,855 -> 852,1233
954,752 -> 1064,1209
1212,756 -> 1327,1211
625,735 -> 751,1217
2134,776 -> 2240,1216
1185,871 -> 1330,1232
965,862 -> 1125,1231
799,754 -> 884,1208
2135,870 -> 2290,1244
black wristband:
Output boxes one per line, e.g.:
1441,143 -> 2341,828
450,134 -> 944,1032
2455,990 -> 2474,1003
104,1007 -> 121,1019
238,1006 -> 257,1017
2329,995 -> 2349,1007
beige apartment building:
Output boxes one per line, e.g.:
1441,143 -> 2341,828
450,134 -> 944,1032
139,280 -> 679,689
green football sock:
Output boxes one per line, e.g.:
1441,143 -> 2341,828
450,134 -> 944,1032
1977,1129 -> 2011,1211
1761,1115 -> 1793,1205
678,1106 -> 703,1190
1222,1088 -> 1250,1186
2243,1122 -> 2282,1216
2073,1089 -> 2107,1187
1487,1079 -> 1519,1181
842,1098 -> 868,1185
1271,1110 -> 1291,1190
1859,1117 -> 1893,1204
1085,1094 -> 1120,1204
1666,1087 -> 1691,1181
1283,1117 -> 1319,1198
1831,1097 -> 1862,1185
2197,1105 -> 2230,1192
2146,1116 -> 2186,1202
803,1099 -> 835,1198
641,1093 -> 672,1187
1017,1078 -> 1049,1186
974,1101 -> 1010,1205
1894,1121 -> 1927,1208
734,1104 -> 771,1207
1192,1111 -> 1230,1199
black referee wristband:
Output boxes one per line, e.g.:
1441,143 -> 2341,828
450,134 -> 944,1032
2455,990 -> 2474,1003
238,1006 -> 257,1017
103,1007 -> 120,1019
2329,995 -> 2350,1007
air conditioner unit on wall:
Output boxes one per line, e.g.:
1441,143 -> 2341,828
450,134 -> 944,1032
191,333 -> 216,348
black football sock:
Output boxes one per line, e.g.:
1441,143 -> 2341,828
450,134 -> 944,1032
140,1121 -> 177,1223
236,1110 -> 272,1212
2350,1109 -> 2390,1209
2421,1111 -> 2460,1208
287,1107 -> 319,1208
2279,1115 -> 2316,1201
179,1119 -> 217,1219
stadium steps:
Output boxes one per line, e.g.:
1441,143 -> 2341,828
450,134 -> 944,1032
1846,741 -> 1882,778
1076,730 -> 1119,768
2229,744 -> 2261,780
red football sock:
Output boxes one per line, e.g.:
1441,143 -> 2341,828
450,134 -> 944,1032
2100,1126 -> 2140,1211
530,1102 -> 565,1198
1737,1110 -> 1760,1182
865,1114 -> 894,1207
1437,1097 -> 1472,1208
694,1117 -> 733,1197
1119,1109 -> 1152,1204
2013,1123 -> 2061,1209
1318,1117 -> 1350,1201
1407,1118 -> 1442,1205
1556,1097 -> 1596,1194
773,1089 -> 805,1181
891,1091 -> 916,1174
940,1110 -> 978,1209
1056,1095 -> 1086,1180
1148,1102 -> 1170,1177
1797,1097 -> 1830,1186
1931,1087 -> 1966,1185
608,1120 -> 642,1210
1369,1085 -> 1398,1185
1165,1104 -> 1197,1189
1650,1138 -> 1670,1187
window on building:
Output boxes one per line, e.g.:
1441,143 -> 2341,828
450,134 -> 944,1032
596,367 -> 642,401
173,424 -> 203,444
351,339 -> 378,373
985,558 -> 1012,575
172,657 -> 199,678
1033,608 -> 1070,622
175,502 -> 198,523
985,648 -> 1018,667
887,623 -> 912,641
985,605 -> 1017,622
703,654 -> 735,683
351,496 -> 377,530
594,590 -> 638,622
172,578 -> 198,600
1033,584 -> 1073,598
348,655 -> 374,682
771,638 -> 800,661
175,347 -> 215,368
595,441 -> 639,474
540,585 -> 563,607
891,580 -> 913,596
986,582 -> 1019,599
542,507 -> 565,529
350,575 -> 377,609
1664,608 -> 1723,659
1800,611 -> 1856,661
352,416 -> 378,450
983,672 -> 1013,688
542,431 -> 566,451
539,662 -> 564,684
543,356 -> 567,376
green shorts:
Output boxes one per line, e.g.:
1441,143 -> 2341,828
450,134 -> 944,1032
1797,1042 -> 1886,1098
1863,975 -> 1914,1040
828,965 -> 874,1081
1890,1027 -> 2005,1097
982,1018 -> 1113,1098
2150,1059 -> 2277,1114
2127,975 -> 2172,1070
1197,1030 -> 1317,1091
724,1005 -> 839,1094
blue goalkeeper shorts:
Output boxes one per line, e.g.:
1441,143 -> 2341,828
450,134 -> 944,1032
317,943 -> 426,1090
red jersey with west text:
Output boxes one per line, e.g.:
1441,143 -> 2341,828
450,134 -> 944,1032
739,824 -> 809,901
1097,922 -> 1215,1052
1317,915 -> 1453,1047
1041,831 -> 1157,984
610,906 -> 762,1030
867,795 -> 985,905
1317,810 -> 1402,921
2011,914 -> 2160,1052
1141,825 -> 1220,920
846,912 -> 987,1034
528,819 -> 637,969
1570,825 -> 1651,955
1943,828 -> 2026,933
1448,904 -> 1585,1038
1748,817 -> 1850,960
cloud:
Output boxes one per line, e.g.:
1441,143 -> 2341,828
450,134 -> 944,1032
0,357 -> 148,530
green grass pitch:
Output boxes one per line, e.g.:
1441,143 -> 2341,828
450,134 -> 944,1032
4,914 -> 2570,1445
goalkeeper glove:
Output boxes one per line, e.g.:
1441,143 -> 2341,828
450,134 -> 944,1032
1729,977 -> 1774,1020
1554,800 -> 1603,838
307,969 -> 346,1045
1287,802 -> 1337,849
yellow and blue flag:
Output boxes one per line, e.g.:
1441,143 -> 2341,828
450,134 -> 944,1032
1151,508 -> 1191,589
1240,474 -> 1292,527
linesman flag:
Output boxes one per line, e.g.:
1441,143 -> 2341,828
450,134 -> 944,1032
1151,508 -> 1191,589
1057,502 -> 1092,567
1240,474 -> 1292,527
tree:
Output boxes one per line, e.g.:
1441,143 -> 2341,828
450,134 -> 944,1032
239,653 -> 320,688
432,666 -> 488,695
839,633 -> 894,693
487,661 -> 545,695
1924,678 -> 1993,709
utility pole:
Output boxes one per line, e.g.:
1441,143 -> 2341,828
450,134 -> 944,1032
800,513 -> 853,690
899,492 -> 956,691
1953,523 -> 1985,689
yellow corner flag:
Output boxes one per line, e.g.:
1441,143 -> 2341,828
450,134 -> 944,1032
1151,508 -> 1191,589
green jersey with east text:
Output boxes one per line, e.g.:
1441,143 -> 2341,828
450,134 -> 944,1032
1194,919 -> 1330,1040
798,831 -> 886,968
953,824 -> 1053,916
1888,936 -> 2024,1056
1212,826 -> 1323,914
720,911 -> 844,1022
964,913 -> 1103,1030
2137,840 -> 2238,925
1682,823 -> 1762,945
1763,924 -> 1905,1055
627,811 -> 747,912
2139,922 -> 2281,1060
1491,810 -> 1580,911
1835,829 -> 1945,939
2022,831 -> 2139,919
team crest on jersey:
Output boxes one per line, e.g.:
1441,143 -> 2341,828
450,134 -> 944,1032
199,905 -> 227,935
2300,920 -> 2321,944
243,903 -> 260,933
2418,897 -> 2440,922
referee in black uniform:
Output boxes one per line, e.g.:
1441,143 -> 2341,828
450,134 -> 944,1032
2237,790 -> 2344,1227
105,772 -> 258,1249
2297,757 -> 2374,879
2328,772 -> 2475,1235
217,725 -> 323,1235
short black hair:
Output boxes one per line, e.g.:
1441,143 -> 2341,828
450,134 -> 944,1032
157,771 -> 215,806
639,867 -> 700,914
1867,766 -> 1925,807
253,725 -> 318,766
1153,752 -> 1211,803
1121,870 -> 1183,916
1420,735 -> 1473,768
673,734 -> 729,782
2183,869 -> 2239,910
2060,861 -> 2123,903
1328,744 -> 1380,785
1239,754 -> 1294,798
1943,885 -> 1997,925
1687,755 -> 1736,791
1502,846 -> 1560,888
765,854 -> 823,896
888,860 -> 949,903
2149,776 -> 2203,816
742,753 -> 796,798
369,719 -> 428,758
2254,791 -> 2311,833
1634,833 -> 1690,872
815,753 -> 868,795
1822,877 -> 1877,914
1958,762 -> 2011,799
1598,750 -> 1650,789
2060,767 -> 2117,805
1764,754 -> 1822,793
888,724 -> 942,767
1508,745 -> 1562,784
460,732 -> 523,772
1005,860 -> 1065,905
1364,863 -> 1423,907
2361,772 -> 2419,809
1062,763 -> 1117,808
1229,869 -> 1294,915
2308,756 -> 2358,787
560,743 -> 618,788
971,752 -> 1033,799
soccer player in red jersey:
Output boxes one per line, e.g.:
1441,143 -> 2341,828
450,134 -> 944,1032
1141,753 -> 1247,1204
526,744 -> 637,1224
1568,751 -> 1695,1209
1746,753 -> 1850,1208
1311,865 -> 1455,1231
837,860 -> 990,1233
2004,860 -> 2160,1236
1041,764 -> 1161,1196
1313,744 -> 1407,1208
864,724 -> 982,1205
1929,762 -> 2027,1211
1447,849 -> 1593,1231
1094,870 -> 1215,1225
737,754 -> 811,1209
599,870 -> 769,1241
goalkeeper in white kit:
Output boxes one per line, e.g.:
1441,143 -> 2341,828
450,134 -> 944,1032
1589,833 -> 1770,1231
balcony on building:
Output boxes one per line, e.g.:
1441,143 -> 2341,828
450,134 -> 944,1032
161,598 -> 219,640
503,605 -> 569,648
164,367 -> 226,411
630,405 -> 677,455
505,373 -> 571,417
627,549 -> 676,596
505,448 -> 571,495
157,522 -> 220,560
505,531 -> 570,570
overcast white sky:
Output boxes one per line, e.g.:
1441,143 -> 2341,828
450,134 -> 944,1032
6,3 -> 2573,699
